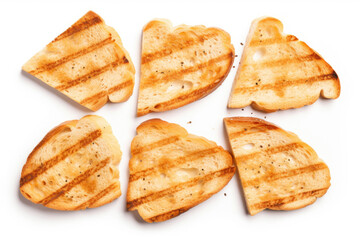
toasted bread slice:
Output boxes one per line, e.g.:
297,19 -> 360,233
20,115 -> 121,210
127,119 -> 235,222
224,117 -> 330,215
228,17 -> 340,112
137,19 -> 234,116
23,11 -> 135,111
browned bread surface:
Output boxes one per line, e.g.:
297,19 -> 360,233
23,11 -> 135,111
137,19 -> 235,116
127,119 -> 235,222
20,115 -> 122,210
228,17 -> 340,112
224,117 -> 331,215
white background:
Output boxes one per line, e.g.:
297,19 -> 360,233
0,0 -> 358,239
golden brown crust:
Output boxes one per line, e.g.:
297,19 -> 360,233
137,19 -> 234,116
23,120 -> 78,174
23,11 -> 135,111
127,119 -> 235,222
249,188 -> 328,211
79,79 -> 133,108
228,16 -> 340,111
224,117 -> 331,215
53,11 -> 104,42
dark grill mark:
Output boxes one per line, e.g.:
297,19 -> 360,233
20,130 -> 102,187
38,157 -> 110,206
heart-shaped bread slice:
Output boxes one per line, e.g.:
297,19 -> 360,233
23,11 -> 135,111
20,115 -> 121,210
228,17 -> 340,112
137,19 -> 235,116
127,119 -> 235,222
224,117 -> 331,215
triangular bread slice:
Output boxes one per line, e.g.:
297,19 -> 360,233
127,119 -> 235,222
228,17 -> 340,112
23,11 -> 135,111
224,117 -> 330,215
20,115 -> 122,210
137,19 -> 235,116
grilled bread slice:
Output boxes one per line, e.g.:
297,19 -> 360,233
23,11 -> 135,111
127,119 -> 235,222
228,17 -> 340,112
137,19 -> 235,116
224,117 -> 330,215
20,115 -> 121,210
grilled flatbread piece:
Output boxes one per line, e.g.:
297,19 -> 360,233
23,11 -> 135,111
228,17 -> 340,112
127,119 -> 235,222
20,115 -> 122,210
224,117 -> 330,215
137,19 -> 235,116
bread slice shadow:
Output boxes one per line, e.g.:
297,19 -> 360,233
21,70 -> 92,113
18,189 -> 70,214
127,209 -> 148,224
